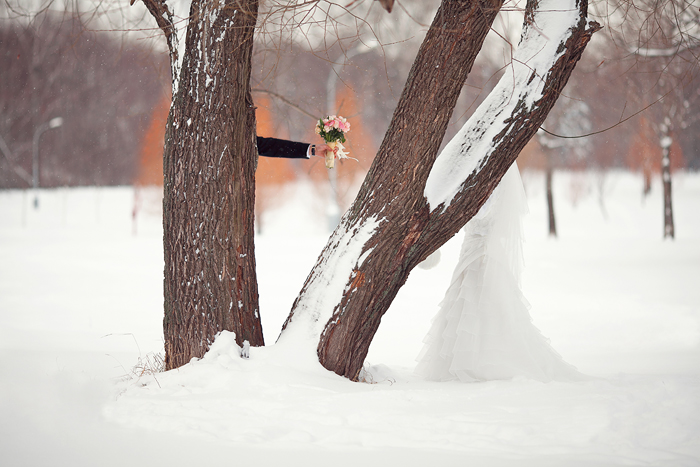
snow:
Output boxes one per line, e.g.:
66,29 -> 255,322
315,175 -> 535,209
165,0 -> 191,95
1,171 -> 699,466
279,213 -> 382,350
425,1 -> 582,210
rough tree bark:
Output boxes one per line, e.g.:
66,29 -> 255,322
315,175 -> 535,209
143,0 -> 264,370
281,0 -> 600,380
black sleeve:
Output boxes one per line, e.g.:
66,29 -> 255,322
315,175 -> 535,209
256,136 -> 310,159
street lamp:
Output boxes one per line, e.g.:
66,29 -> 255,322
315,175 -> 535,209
32,117 -> 63,208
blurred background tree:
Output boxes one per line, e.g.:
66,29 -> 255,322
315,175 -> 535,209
0,5 -> 167,188
1,0 -> 698,235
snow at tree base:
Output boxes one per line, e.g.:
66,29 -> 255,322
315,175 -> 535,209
1,171 -> 699,466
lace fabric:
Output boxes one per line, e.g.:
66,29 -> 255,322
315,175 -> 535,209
415,164 -> 581,382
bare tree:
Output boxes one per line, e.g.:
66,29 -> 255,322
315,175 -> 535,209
602,0 -> 699,238
0,7 -> 165,188
538,93 -> 592,236
137,0 -> 267,369
280,0 -> 600,379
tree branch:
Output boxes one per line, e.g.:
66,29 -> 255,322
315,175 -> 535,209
251,88 -> 317,119
539,88 -> 673,139
424,0 -> 601,215
140,0 -> 180,86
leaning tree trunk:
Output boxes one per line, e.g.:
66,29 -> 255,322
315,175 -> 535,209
280,0 -> 600,380
144,0 -> 264,370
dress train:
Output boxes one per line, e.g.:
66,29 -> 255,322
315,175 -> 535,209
415,164 -> 580,382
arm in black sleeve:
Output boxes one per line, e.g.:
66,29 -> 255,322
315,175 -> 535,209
256,136 -> 311,159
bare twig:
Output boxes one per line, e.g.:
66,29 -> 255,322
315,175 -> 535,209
252,88 -> 318,119
540,89 -> 673,139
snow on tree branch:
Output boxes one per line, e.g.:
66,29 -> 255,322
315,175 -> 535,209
424,0 -> 591,211
140,0 -> 195,94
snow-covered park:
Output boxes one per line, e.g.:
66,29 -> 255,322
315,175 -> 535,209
1,170 -> 699,466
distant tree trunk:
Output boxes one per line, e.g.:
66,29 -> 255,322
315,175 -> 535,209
643,168 -> 652,197
281,0 -> 600,380
144,0 -> 264,370
660,125 -> 675,238
545,153 -> 557,237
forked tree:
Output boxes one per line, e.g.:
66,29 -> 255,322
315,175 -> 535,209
140,0 -> 599,374
281,0 -> 600,379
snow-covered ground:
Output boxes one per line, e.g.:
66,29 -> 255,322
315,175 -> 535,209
1,171 -> 699,466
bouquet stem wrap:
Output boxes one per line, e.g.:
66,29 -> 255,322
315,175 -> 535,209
325,142 -> 336,169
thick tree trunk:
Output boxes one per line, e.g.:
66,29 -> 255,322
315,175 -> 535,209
281,0 -> 599,380
146,0 -> 264,370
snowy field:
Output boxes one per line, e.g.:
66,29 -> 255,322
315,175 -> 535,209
1,170 -> 699,466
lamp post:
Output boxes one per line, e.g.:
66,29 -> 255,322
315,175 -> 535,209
324,41 -> 378,230
32,116 -> 63,208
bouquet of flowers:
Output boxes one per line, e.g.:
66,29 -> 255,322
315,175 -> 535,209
315,115 -> 350,169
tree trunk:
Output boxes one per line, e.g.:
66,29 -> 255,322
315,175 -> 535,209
660,128 -> 675,239
146,0 -> 264,370
643,168 -> 652,197
546,154 -> 557,237
281,0 -> 599,380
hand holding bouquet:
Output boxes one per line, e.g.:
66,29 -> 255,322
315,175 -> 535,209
315,115 -> 350,169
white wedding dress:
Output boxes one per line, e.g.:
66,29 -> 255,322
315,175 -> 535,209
415,164 -> 580,382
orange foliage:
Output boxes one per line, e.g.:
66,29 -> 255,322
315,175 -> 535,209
334,85 -> 376,176
626,117 -> 658,181
626,116 -> 685,175
135,92 -> 170,186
